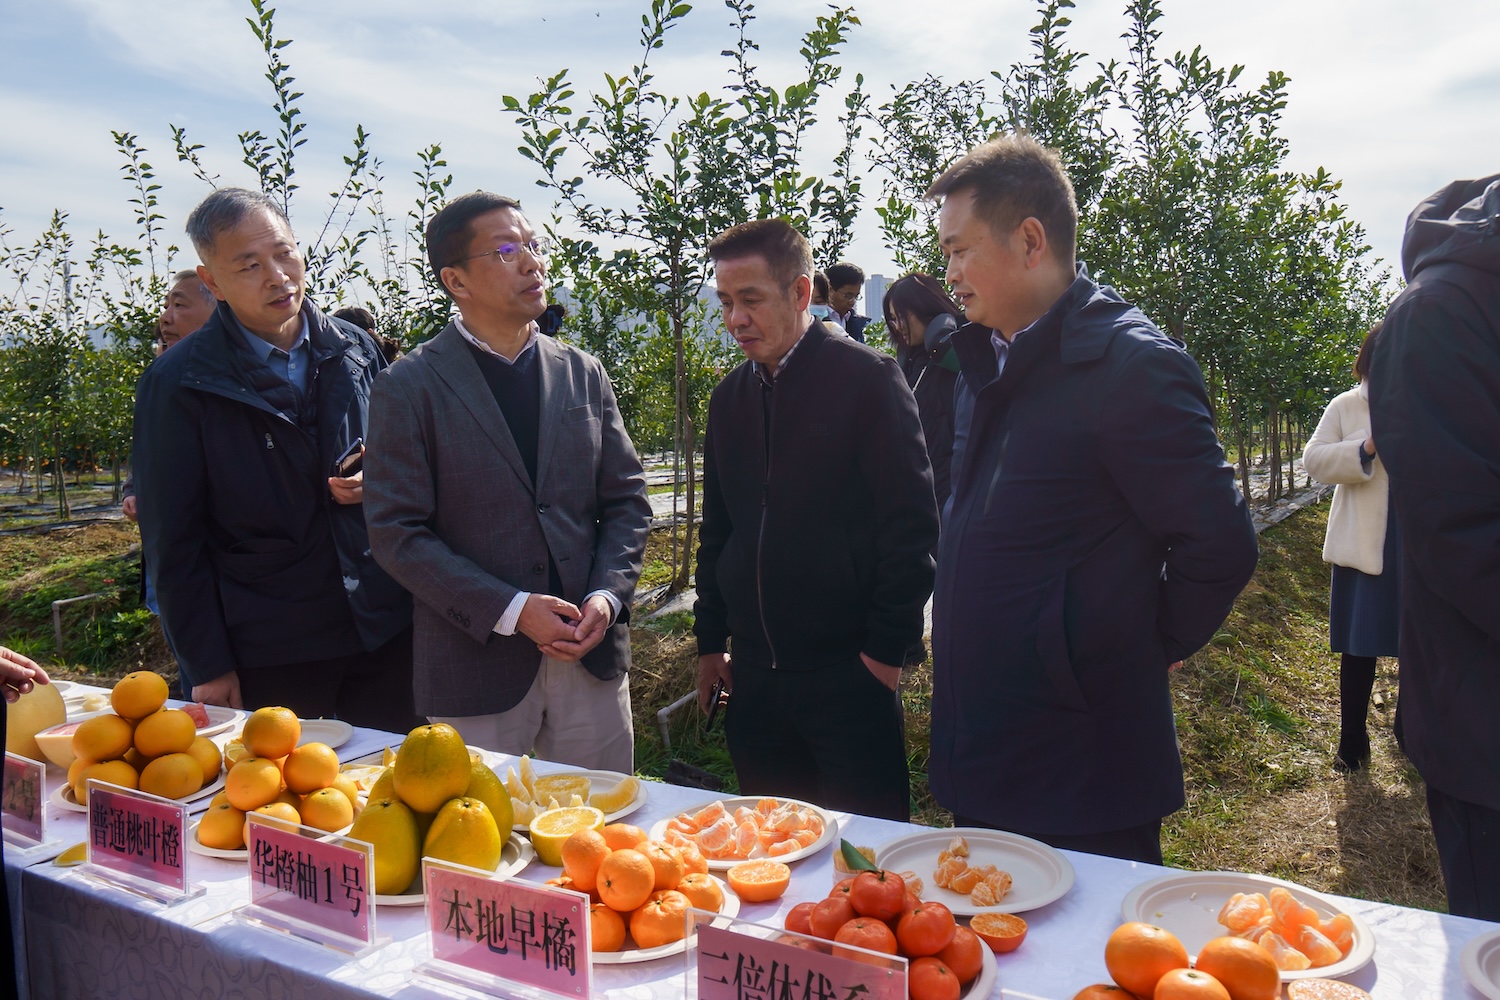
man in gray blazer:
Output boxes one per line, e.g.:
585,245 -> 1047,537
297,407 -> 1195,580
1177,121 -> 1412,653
363,191 -> 651,771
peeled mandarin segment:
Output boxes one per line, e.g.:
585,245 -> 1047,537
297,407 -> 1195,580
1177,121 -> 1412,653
1320,913 -> 1356,955
1296,924 -> 1344,968
1257,929 -> 1313,971
1219,892 -> 1272,932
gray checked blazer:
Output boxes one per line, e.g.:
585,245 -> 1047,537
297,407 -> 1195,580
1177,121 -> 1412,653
363,322 -> 651,717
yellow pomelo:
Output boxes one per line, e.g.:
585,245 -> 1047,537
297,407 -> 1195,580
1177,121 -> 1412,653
139,752 -> 204,799
72,713 -> 134,763
424,797 -> 503,872
301,787 -> 355,832
348,796 -> 422,895
53,843 -> 88,867
197,802 -> 247,850
134,709 -> 196,758
110,671 -> 168,720
393,724 -> 470,813
73,759 -> 139,804
529,805 -> 605,868
368,766 -> 396,803
534,774 -> 591,803
465,762 -> 514,844
187,736 -> 221,784
589,775 -> 641,814
6,682 -> 66,762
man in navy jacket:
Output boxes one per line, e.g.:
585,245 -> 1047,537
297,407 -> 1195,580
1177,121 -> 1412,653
927,136 -> 1258,863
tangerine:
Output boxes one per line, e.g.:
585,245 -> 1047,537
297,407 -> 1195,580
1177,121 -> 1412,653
971,912 -> 1029,954
560,829 -> 612,892
284,742 -> 340,794
848,870 -> 906,920
1071,987 -> 1132,1000
784,901 -> 818,936
601,822 -> 648,852
1156,968 -> 1232,1000
134,709 -> 197,758
139,752 -> 204,799
677,872 -> 724,913
241,707 -> 301,760
896,900 -> 958,957
301,787 -> 355,832
629,889 -> 690,949
110,671 -> 169,720
71,713 -> 134,763
590,902 -> 626,952
641,840 -> 687,891
726,859 -> 790,903
937,926 -> 985,985
1104,922 -> 1189,998
833,917 -> 898,963
809,895 -> 857,940
597,849 -> 656,912
908,956 -> 961,1000
226,756 -> 284,811
1194,935 -> 1281,1000
1285,980 -> 1372,1000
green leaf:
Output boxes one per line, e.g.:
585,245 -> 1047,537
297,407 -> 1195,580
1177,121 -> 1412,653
839,839 -> 878,872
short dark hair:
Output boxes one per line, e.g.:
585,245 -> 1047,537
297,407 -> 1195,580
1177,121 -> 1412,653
425,191 -> 524,296
825,262 -> 864,289
812,271 -> 831,303
1354,321 -> 1382,381
185,188 -> 290,259
332,305 -> 377,333
171,269 -> 215,305
882,273 -> 962,349
926,134 -> 1078,263
707,218 -> 813,288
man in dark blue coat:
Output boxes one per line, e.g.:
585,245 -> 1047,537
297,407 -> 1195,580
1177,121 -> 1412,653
927,136 -> 1258,863
1371,173 -> 1500,920
133,188 -> 418,731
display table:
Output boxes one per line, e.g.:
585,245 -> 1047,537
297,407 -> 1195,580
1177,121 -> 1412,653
6,709 -> 1495,999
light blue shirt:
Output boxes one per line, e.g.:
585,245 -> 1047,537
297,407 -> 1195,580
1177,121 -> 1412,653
233,313 -> 312,397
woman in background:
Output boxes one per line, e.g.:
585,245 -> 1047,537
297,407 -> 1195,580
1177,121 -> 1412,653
883,273 -> 962,514
1303,323 -> 1400,772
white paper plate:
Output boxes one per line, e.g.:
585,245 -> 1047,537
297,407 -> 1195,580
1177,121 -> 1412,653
649,796 -> 837,870
592,875 -> 740,964
874,828 -> 1075,916
193,704 -> 245,739
188,816 -> 359,862
1120,871 -> 1375,981
514,768 -> 648,832
51,770 -> 228,814
296,718 -> 354,750
375,832 -> 536,906
1463,928 -> 1500,1000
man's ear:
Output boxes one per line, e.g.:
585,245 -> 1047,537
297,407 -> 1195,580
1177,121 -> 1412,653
440,265 -> 467,301
1018,217 -> 1050,269
196,264 -> 226,302
790,274 -> 812,311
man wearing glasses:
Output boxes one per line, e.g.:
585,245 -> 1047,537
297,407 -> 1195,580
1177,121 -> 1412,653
364,192 -> 651,771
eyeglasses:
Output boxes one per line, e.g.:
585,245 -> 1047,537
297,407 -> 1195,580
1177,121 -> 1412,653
453,238 -> 553,266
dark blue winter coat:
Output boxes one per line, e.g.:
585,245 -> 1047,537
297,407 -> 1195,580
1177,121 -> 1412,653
931,265 -> 1257,835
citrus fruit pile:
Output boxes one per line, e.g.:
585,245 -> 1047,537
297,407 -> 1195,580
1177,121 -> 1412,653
546,822 -> 729,953
197,705 -> 359,851
660,797 -> 825,861
784,870 -> 987,1000
341,723 -> 515,895
1217,889 -> 1355,971
1071,921 -> 1281,1000
498,754 -> 640,826
63,671 -> 223,806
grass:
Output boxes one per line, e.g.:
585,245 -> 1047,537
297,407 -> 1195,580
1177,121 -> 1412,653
2,503 -> 1445,911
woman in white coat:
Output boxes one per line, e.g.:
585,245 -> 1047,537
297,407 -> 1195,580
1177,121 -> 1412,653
1303,323 -> 1400,772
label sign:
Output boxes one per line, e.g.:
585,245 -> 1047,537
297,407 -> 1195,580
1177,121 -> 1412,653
2,752 -> 45,843
698,922 -> 907,1000
426,864 -> 590,998
87,781 -> 187,891
247,814 -> 373,946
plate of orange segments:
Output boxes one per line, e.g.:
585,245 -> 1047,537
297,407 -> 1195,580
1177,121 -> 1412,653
649,796 -> 836,871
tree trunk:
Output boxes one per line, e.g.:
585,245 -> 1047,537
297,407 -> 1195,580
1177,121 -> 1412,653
1269,402 -> 1282,500
670,305 -> 695,594
1232,400 -> 1251,506
54,423 -> 71,520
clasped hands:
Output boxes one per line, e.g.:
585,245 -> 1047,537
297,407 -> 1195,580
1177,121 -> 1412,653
518,593 -> 612,661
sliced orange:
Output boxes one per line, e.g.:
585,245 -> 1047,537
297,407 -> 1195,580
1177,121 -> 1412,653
1286,981 -> 1372,1000
970,912 -> 1028,953
726,860 -> 791,903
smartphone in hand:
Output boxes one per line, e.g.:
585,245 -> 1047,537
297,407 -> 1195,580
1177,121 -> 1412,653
703,678 -> 727,730
333,437 -> 364,477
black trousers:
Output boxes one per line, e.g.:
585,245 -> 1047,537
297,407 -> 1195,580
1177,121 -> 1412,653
238,626 -> 423,736
725,657 -> 910,822
1427,784 -> 1500,920
951,812 -> 1164,866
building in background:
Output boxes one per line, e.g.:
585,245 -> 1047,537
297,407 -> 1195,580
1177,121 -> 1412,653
864,274 -> 890,327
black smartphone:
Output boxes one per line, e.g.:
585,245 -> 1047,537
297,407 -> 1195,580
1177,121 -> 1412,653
333,437 -> 364,477
703,678 -> 727,730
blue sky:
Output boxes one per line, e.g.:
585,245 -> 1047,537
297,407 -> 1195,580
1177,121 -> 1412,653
3,0 -> 1497,299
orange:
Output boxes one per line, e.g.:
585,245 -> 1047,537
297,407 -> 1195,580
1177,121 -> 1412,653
937,926 -> 985,985
727,860 -> 791,903
187,736 -> 221,784
560,829 -> 611,892
243,801 -> 301,845
71,713 -> 134,763
197,802 -> 247,850
1070,987 -> 1132,1000
601,822 -> 648,852
241,706 -> 301,760
1285,981 -> 1372,1000
134,709 -> 196,758
590,902 -> 626,952
597,849 -> 656,912
139,753 -> 204,799
677,872 -> 724,913
641,840 -> 687,891
834,917 -> 899,966
301,787 -> 355,832
629,889 -> 690,949
908,956 -> 961,1000
223,739 -> 251,768
679,841 -> 709,876
1156,968 -> 1232,1000
330,773 -> 362,812
283,742 -> 340,794
72,759 -> 139,804
226,756 -> 284,811
110,671 -> 169,720
1194,935 -> 1281,1000
970,912 -> 1028,953
1104,921 -> 1190,998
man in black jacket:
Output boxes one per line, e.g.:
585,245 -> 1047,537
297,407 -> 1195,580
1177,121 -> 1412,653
1371,173 -> 1500,920
694,219 -> 938,821
133,187 -> 418,731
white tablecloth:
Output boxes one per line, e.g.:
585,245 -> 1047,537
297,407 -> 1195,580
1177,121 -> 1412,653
7,707 -> 1497,999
